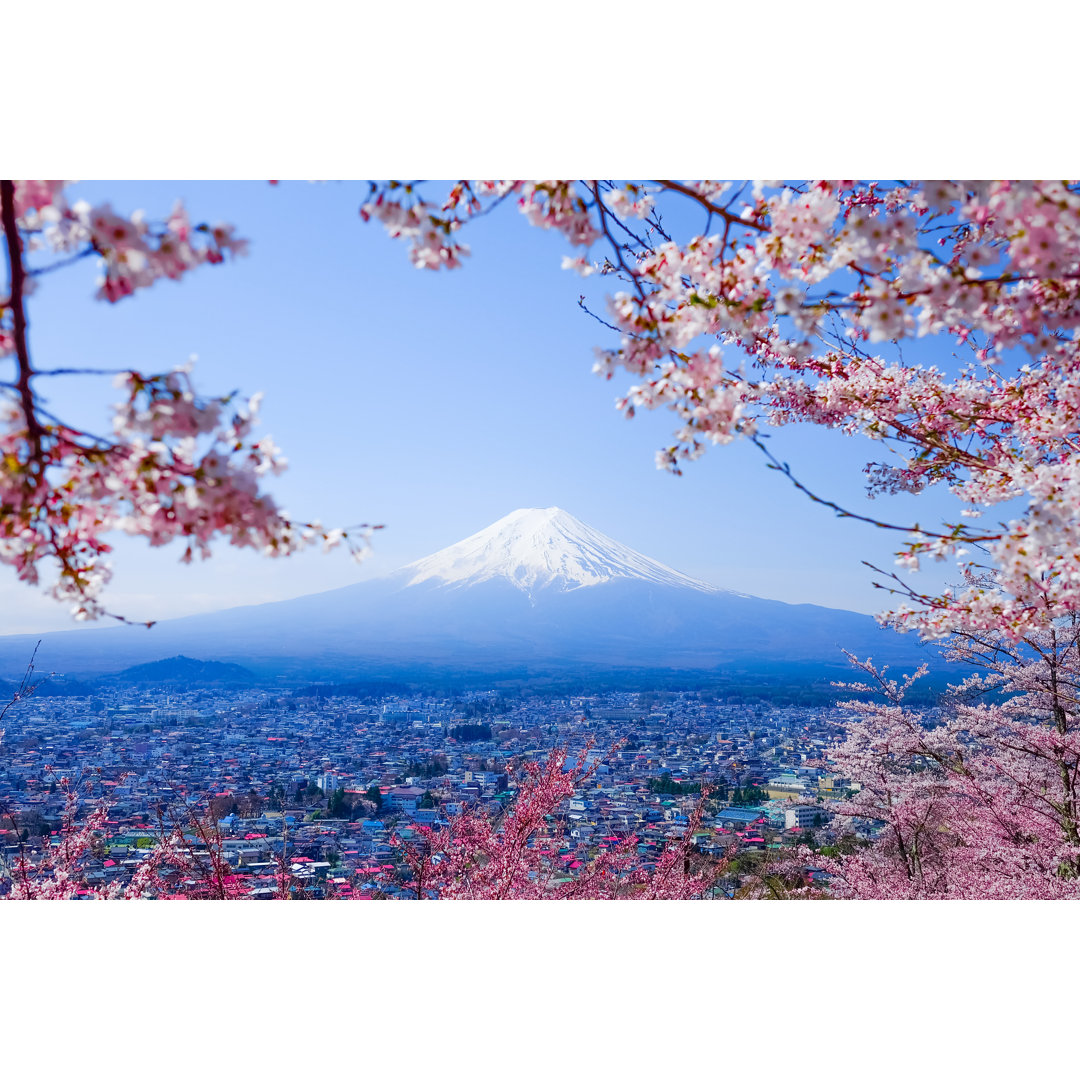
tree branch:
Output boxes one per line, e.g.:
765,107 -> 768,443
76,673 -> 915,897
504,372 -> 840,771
750,434 -> 1003,544
0,180 -> 45,467
656,180 -> 768,232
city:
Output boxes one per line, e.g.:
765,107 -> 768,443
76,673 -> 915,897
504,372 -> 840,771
0,680 -> 888,898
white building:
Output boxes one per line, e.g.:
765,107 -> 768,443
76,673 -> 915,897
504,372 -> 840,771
785,805 -> 822,830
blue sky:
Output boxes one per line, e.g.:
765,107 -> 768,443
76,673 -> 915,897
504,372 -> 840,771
3,180 -> 965,633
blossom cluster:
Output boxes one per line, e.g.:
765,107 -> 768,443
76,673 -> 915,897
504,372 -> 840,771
0,367 -> 371,621
7,180 -> 246,311
360,181 -> 600,272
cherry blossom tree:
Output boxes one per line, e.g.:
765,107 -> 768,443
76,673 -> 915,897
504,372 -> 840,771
1,180 -> 373,624
801,625 -> 1080,899
11,179 -> 1080,639
0,773 -> 222,900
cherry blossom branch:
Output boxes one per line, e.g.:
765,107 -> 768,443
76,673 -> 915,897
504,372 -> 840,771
31,367 -> 136,378
0,182 -> 384,623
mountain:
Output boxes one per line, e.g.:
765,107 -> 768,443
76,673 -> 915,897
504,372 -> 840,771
0,507 -> 942,685
399,507 -> 719,596
101,656 -> 257,688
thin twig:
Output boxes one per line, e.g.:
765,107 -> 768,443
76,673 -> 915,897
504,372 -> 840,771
750,434 -> 1003,544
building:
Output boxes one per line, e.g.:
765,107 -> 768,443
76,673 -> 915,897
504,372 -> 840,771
385,785 -> 426,813
785,805 -> 823,830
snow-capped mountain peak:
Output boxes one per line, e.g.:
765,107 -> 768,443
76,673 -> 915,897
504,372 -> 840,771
397,507 -> 720,596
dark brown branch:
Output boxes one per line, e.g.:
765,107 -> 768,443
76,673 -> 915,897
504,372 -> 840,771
0,180 -> 45,466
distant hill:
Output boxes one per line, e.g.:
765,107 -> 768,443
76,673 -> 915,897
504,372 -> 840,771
0,656 -> 256,698
0,675 -> 97,700
103,656 -> 257,687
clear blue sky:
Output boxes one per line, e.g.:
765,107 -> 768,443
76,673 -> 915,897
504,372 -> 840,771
3,180 -> 965,633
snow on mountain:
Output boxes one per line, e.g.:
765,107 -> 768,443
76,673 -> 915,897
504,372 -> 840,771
397,507 -> 721,597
